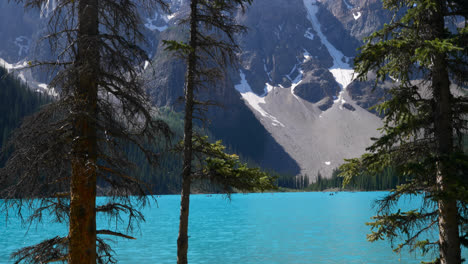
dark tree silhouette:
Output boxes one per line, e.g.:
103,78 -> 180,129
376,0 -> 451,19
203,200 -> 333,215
164,0 -> 275,263
1,0 -> 170,263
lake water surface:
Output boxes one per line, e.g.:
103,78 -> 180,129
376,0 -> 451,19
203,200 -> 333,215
1,192 -> 466,263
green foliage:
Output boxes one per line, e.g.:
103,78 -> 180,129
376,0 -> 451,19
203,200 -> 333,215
162,40 -> 193,55
189,135 -> 276,193
307,167 -> 403,191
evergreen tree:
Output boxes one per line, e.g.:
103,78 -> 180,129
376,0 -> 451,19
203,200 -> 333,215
339,1 -> 468,263
163,0 -> 276,263
1,1 -> 169,263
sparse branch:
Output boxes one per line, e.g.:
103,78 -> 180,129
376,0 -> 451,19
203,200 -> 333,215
11,236 -> 68,264
97,230 -> 136,240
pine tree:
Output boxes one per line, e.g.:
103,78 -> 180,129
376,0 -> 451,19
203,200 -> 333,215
163,0 -> 276,263
1,1 -> 170,263
339,1 -> 468,263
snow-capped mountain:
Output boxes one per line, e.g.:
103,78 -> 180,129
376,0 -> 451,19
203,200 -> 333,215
146,0 -> 391,178
230,0 -> 387,178
0,0 -> 391,179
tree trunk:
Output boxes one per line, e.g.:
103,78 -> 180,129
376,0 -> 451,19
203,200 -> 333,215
177,1 -> 198,263
432,3 -> 461,263
434,59 -> 461,263
69,0 -> 99,263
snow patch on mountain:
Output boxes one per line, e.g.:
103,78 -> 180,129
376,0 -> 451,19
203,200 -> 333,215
329,69 -> 354,90
235,71 -> 285,127
37,83 -> 58,97
303,0 -> 354,109
0,58 -> 28,71
353,12 -> 362,20
165,13 -> 176,21
144,60 -> 150,70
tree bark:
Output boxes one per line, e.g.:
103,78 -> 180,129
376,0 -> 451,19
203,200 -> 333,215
434,59 -> 461,263
69,0 -> 99,263
432,3 -> 461,263
177,0 -> 198,263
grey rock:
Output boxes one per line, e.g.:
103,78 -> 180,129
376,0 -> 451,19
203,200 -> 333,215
347,76 -> 390,114
294,68 -> 340,106
342,103 -> 356,111
317,97 -> 334,111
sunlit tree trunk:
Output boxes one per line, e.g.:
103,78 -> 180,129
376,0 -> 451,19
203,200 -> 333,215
177,0 -> 198,263
69,0 -> 99,263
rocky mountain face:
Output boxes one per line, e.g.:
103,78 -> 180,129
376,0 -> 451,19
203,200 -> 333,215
0,1 -> 57,95
146,0 -> 391,178
0,2 -> 39,63
0,0 -> 392,179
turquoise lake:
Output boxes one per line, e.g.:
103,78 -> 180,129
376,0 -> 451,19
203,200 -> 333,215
1,192 -> 467,263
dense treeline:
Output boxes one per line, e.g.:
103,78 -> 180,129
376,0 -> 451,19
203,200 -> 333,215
126,109 -> 183,194
276,173 -> 309,189
0,67 -> 50,163
307,167 -> 404,191
274,166 -> 405,192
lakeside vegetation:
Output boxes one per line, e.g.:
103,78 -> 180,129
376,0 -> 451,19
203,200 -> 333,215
306,167 -> 404,192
